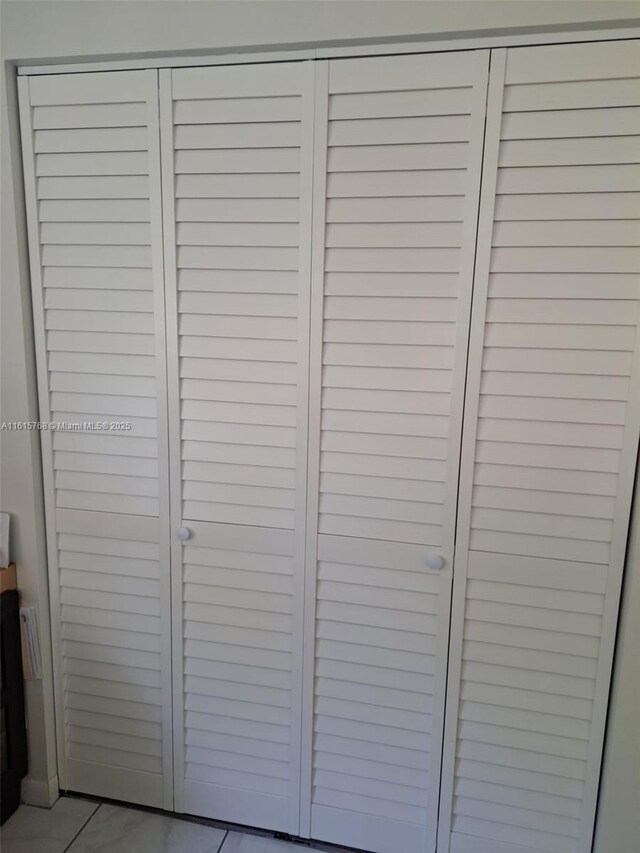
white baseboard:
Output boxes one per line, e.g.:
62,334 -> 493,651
21,774 -> 59,807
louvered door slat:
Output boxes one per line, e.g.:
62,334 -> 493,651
19,70 -> 172,809
302,52 -> 489,853
161,61 -> 313,833
439,41 -> 640,853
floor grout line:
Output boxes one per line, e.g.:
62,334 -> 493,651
17,796 -> 347,853
61,802 -> 102,853
55,799 -> 230,853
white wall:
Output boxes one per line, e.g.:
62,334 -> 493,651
2,0 -> 640,62
1,2 -> 638,839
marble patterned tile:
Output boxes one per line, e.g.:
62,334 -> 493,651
67,803 -> 227,853
1,796 -> 99,853
220,832 -> 311,852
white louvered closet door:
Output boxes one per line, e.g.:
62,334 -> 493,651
302,52 -> 489,853
439,41 -> 640,853
18,71 -> 172,808
160,62 -> 313,832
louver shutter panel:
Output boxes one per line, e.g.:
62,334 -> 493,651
18,71 -> 172,808
160,62 -> 314,832
439,41 -> 640,853
302,52 -> 489,853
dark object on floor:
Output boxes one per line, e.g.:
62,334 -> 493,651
1,588 -> 28,824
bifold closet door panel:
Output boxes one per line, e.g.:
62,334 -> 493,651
18,71 -> 172,808
160,62 -> 314,831
302,52 -> 490,853
439,42 -> 640,853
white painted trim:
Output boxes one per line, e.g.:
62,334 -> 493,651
436,46 -> 507,853
158,66 -> 185,815
18,48 -> 316,76
317,25 -> 640,56
427,47 -> 492,853
16,26 -> 640,76
441,47 -> 490,568
289,58 -> 316,838
579,212 -> 640,849
145,67 -> 175,814
593,465 -> 640,853
17,74 -> 69,793
299,57 -> 329,840
21,773 -> 59,808
427,569 -> 456,853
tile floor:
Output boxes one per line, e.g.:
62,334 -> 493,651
1,797 -> 329,853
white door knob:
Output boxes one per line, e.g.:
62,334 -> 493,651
176,527 -> 191,542
425,554 -> 445,571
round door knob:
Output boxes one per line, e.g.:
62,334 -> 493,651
176,527 -> 191,541
425,554 -> 445,571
